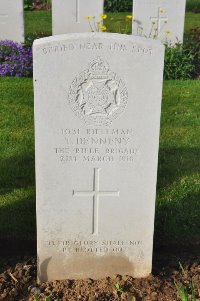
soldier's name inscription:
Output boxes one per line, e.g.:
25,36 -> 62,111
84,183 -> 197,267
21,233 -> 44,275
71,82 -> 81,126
54,127 -> 138,163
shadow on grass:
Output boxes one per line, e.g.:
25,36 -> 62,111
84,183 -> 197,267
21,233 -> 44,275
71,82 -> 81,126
155,147 -> 200,245
0,152 -> 35,196
157,147 -> 200,190
155,190 -> 200,246
0,153 -> 36,253
0,190 -> 36,255
0,189 -> 36,234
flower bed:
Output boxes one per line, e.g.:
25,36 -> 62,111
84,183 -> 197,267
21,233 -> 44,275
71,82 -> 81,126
0,40 -> 32,77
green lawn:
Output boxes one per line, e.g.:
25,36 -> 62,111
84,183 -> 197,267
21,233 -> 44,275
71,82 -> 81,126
186,0 -> 200,12
155,81 -> 200,245
25,11 -> 52,36
184,12 -> 200,32
24,11 -> 200,37
0,78 -> 35,239
0,78 -> 199,244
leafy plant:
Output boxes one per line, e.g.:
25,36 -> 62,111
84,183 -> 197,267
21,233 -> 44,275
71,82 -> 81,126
24,32 -> 51,49
24,0 -> 34,11
175,282 -> 190,301
114,283 -> 124,293
0,40 -> 32,77
174,262 -> 197,301
164,42 -> 195,80
175,281 -> 197,301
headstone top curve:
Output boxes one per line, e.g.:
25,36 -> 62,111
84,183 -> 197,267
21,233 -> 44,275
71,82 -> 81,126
33,32 -> 164,49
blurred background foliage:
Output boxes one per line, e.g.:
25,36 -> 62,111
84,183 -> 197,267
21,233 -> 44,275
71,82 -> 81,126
24,0 -> 200,12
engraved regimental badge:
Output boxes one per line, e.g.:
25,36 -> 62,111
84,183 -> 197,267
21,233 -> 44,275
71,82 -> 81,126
68,57 -> 128,126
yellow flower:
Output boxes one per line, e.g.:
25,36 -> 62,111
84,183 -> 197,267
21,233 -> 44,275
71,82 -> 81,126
84,15 -> 94,20
126,15 -> 133,20
96,21 -> 102,25
166,30 -> 172,35
100,14 -> 107,19
99,25 -> 107,31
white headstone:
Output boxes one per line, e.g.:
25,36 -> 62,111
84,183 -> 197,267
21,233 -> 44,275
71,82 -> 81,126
0,0 -> 24,43
33,33 -> 165,282
132,0 -> 186,45
52,0 -> 104,35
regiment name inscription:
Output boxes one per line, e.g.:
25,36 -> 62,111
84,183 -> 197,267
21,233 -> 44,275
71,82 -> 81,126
54,127 -> 138,163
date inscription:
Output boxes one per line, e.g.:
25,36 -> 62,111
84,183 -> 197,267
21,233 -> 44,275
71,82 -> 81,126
54,128 -> 138,164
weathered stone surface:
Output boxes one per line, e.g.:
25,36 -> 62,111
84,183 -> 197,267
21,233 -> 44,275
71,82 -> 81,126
52,0 -> 104,35
33,33 -> 165,282
132,0 -> 186,45
0,0 -> 24,43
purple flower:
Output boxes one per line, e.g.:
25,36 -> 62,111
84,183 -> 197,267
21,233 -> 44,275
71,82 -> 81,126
0,40 -> 32,77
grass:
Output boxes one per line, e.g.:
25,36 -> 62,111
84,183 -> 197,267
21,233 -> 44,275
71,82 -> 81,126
186,0 -> 200,12
184,12 -> 200,33
0,78 -> 35,239
0,79 -> 199,245
155,81 -> 200,244
104,12 -> 133,35
174,262 -> 197,301
25,11 -> 52,36
24,11 -> 200,38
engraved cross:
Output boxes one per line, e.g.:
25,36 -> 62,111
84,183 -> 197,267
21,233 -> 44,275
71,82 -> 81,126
150,7 -> 168,36
0,14 -> 8,25
73,168 -> 120,235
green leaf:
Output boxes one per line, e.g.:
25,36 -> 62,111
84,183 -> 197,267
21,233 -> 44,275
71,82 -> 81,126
179,261 -> 186,276
191,280 -> 196,301
175,282 -> 189,301
114,283 -> 124,292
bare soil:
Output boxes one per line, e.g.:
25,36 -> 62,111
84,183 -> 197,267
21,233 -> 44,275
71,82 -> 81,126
0,246 -> 200,301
